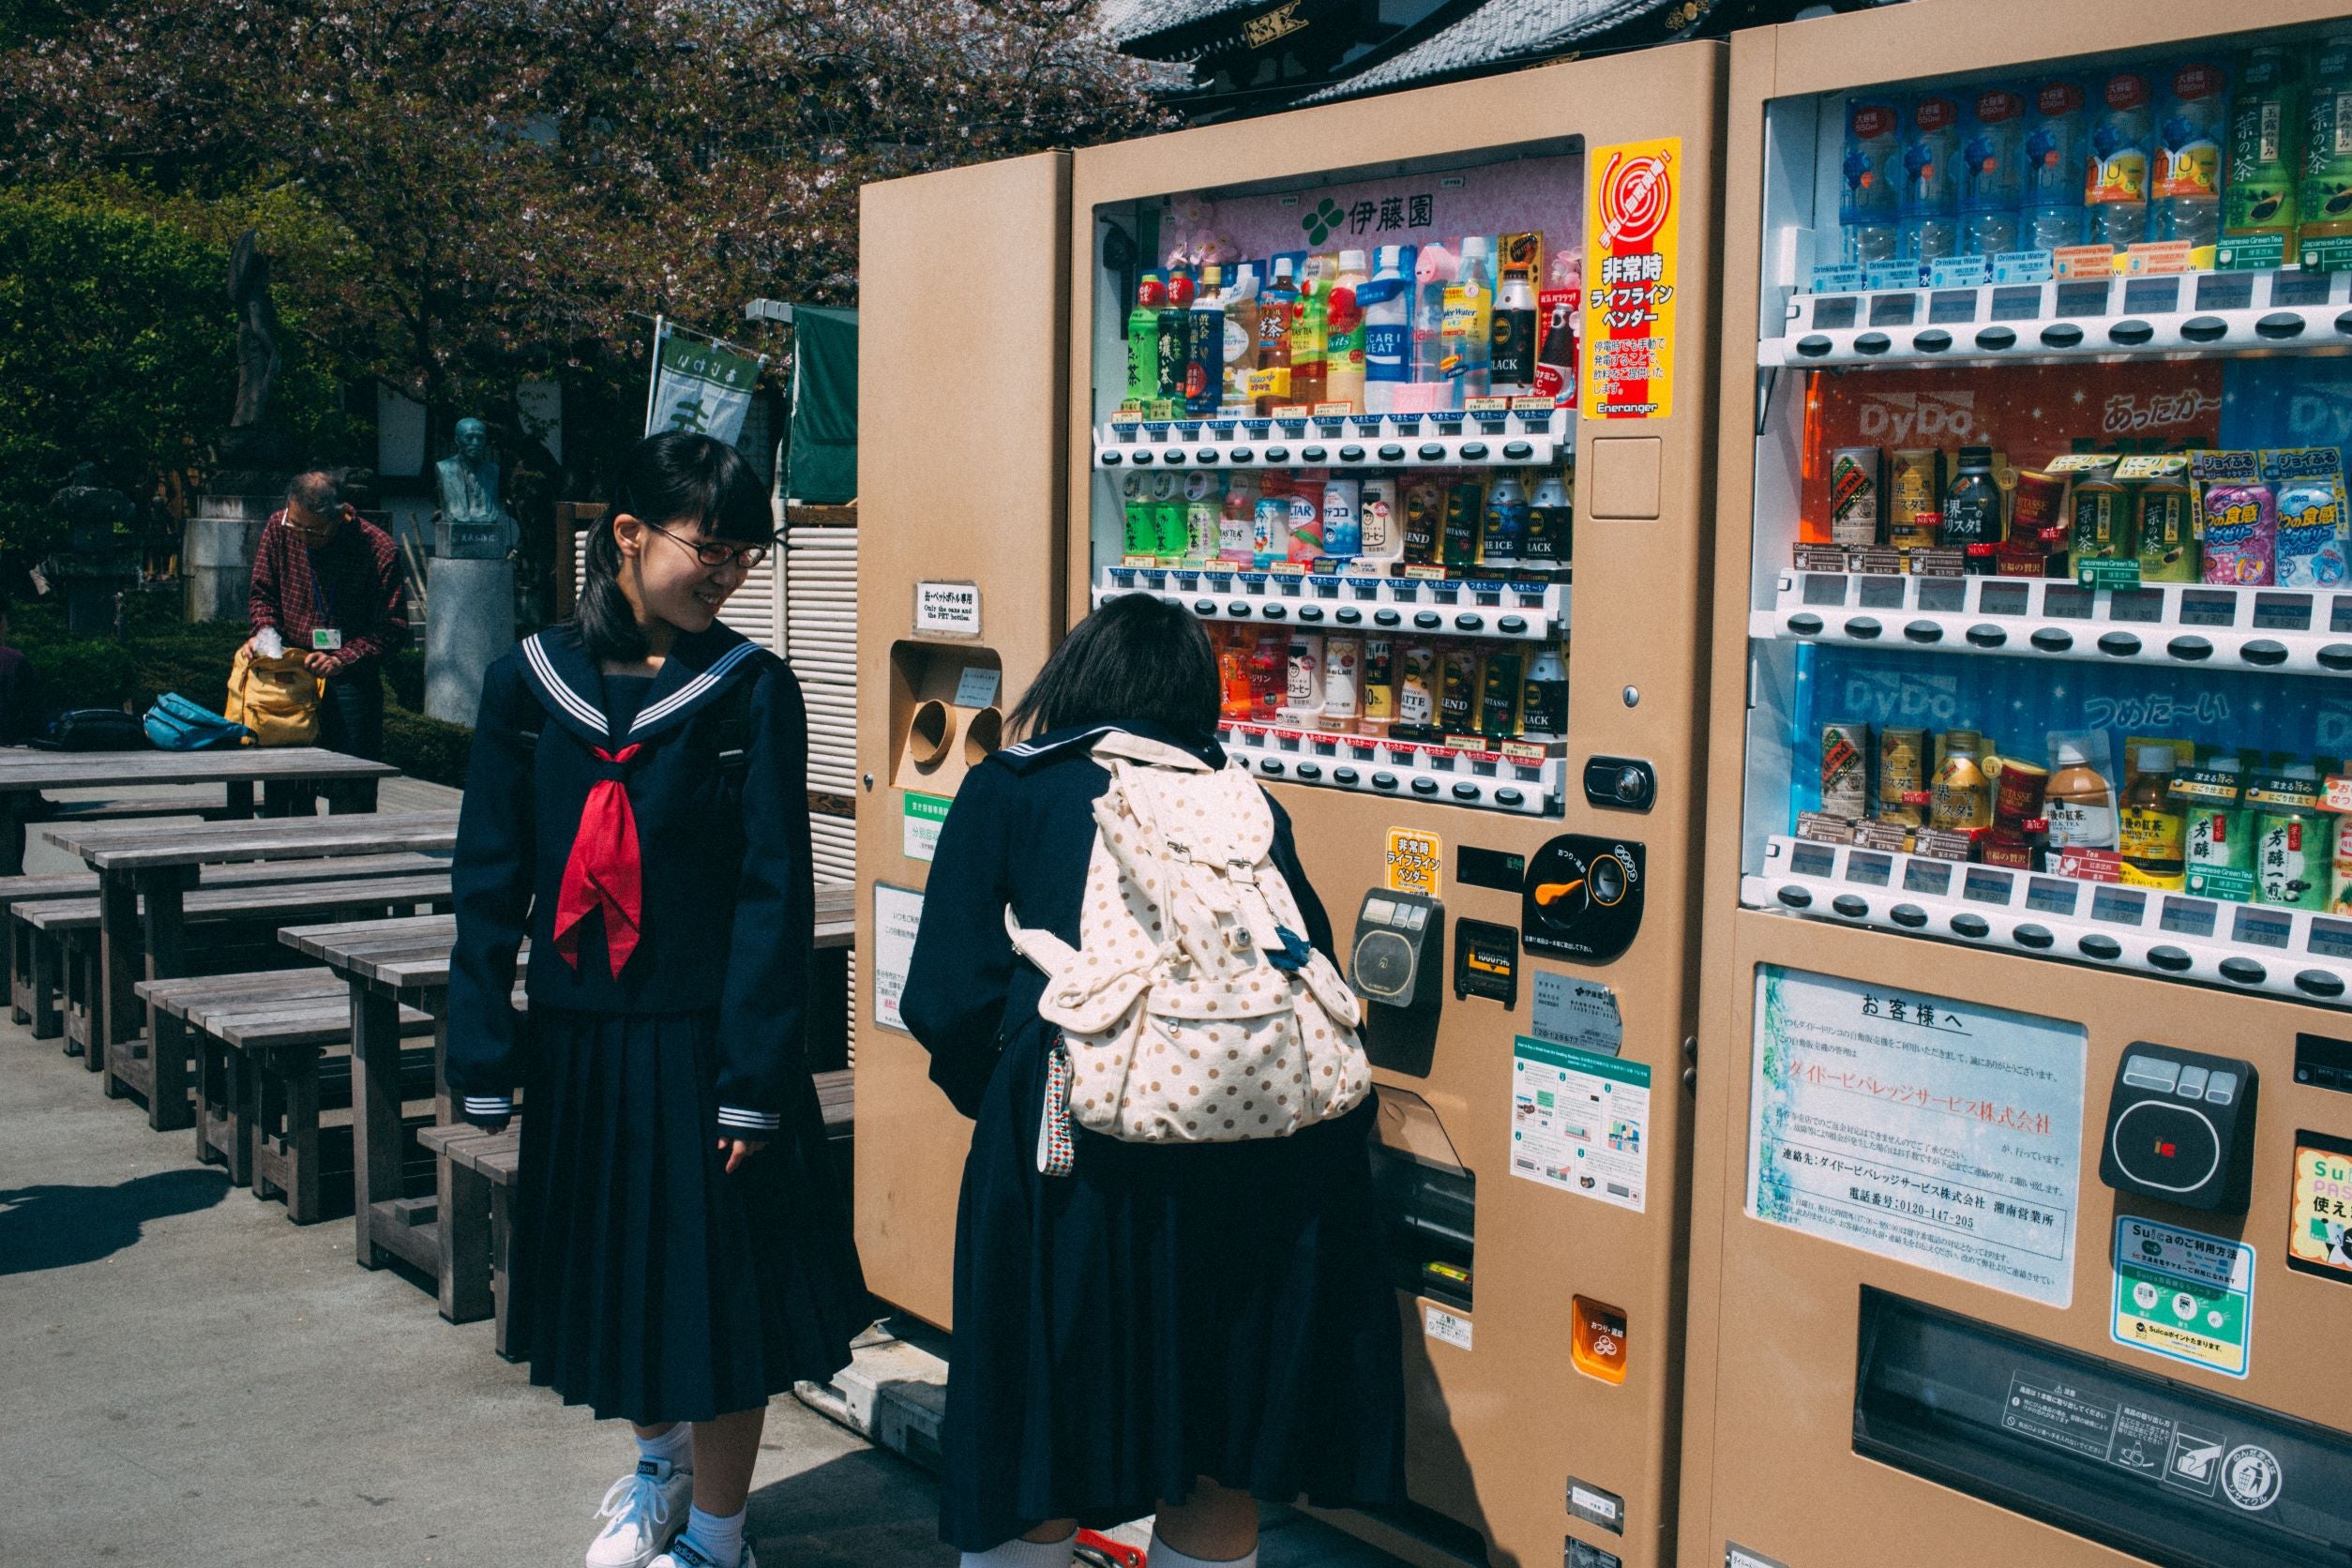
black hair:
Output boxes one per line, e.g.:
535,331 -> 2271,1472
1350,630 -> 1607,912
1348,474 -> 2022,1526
578,431 -> 772,662
1007,594 -> 1220,744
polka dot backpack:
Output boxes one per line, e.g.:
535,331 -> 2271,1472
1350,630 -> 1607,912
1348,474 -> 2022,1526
1007,731 -> 1369,1172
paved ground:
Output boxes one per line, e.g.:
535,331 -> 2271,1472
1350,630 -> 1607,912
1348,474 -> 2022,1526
6,782 -> 1410,1567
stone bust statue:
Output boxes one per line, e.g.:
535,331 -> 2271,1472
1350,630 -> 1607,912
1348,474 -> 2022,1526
433,417 -> 515,558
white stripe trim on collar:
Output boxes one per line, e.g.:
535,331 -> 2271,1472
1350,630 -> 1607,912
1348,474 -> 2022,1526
629,640 -> 761,734
522,635 -> 607,735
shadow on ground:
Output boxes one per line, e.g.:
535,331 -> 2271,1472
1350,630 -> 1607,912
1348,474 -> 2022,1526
750,1446 -> 957,1566
0,1167 -> 230,1274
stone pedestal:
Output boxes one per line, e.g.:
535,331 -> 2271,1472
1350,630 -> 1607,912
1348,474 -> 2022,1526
184,479 -> 288,624
425,556 -> 515,725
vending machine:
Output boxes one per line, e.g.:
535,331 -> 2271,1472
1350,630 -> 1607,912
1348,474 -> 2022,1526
1684,4 -> 2352,1566
1069,44 -> 1723,1568
855,151 -> 1071,1327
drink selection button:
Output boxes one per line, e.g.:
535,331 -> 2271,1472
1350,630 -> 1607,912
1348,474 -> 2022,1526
2146,945 -> 2194,972
1973,326 -> 2017,351
2179,315 -> 2228,342
2108,320 -> 2154,346
2240,640 -> 2288,666
2167,635 -> 2213,660
2013,924 -> 2053,949
2078,934 -> 2123,960
2256,311 -> 2307,339
1950,913 -> 1991,939
2219,957 -> 2267,986
2296,970 -> 2346,1000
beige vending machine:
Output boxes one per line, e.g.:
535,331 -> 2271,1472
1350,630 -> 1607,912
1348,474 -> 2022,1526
1069,44 -> 1723,1568
855,151 -> 1070,1328
1684,4 -> 2352,1566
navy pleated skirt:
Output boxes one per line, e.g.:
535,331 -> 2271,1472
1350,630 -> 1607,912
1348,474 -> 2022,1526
513,1007 -> 869,1425
940,1019 -> 1408,1551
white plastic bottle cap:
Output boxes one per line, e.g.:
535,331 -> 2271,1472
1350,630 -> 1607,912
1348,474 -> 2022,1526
1461,235 -> 1490,257
2137,745 -> 2175,773
1338,249 -> 1367,272
2055,737 -> 2090,768
1375,245 -> 1405,269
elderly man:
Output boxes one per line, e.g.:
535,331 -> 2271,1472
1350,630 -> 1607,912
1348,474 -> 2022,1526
246,470 -> 408,810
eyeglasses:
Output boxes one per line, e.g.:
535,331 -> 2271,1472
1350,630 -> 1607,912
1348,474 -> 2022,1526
647,522 -> 774,571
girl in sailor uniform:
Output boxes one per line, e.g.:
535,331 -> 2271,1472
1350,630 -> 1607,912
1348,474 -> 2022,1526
900,595 -> 1407,1568
445,432 -> 867,1568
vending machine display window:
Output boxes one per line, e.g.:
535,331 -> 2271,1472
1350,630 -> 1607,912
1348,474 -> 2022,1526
1736,19 -> 2352,1011
1085,141 -> 1583,818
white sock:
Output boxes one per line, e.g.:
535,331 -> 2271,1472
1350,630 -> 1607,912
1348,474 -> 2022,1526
678,1505 -> 746,1568
957,1527 -> 1078,1567
1145,1539 -> 1257,1568
636,1422 -> 692,1470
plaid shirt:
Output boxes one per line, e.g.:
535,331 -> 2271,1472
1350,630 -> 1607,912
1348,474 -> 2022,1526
247,507 -> 409,671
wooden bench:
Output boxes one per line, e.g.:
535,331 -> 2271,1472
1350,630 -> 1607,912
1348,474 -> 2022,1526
4,852 -> 448,1042
415,1069 -> 856,1360
139,968 -> 438,1221
37,871 -> 455,1125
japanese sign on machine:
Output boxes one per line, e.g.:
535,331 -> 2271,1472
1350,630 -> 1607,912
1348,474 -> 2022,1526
2112,1217 -> 2254,1378
1511,1034 -> 1650,1212
1747,966 -> 2087,1306
1582,139 -> 1679,420
643,315 -> 765,445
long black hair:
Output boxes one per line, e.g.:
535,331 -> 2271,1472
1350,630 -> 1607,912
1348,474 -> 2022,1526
578,431 -> 772,662
1007,594 -> 1220,743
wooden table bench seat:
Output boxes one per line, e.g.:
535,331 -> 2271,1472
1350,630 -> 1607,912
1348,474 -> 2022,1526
4,852 -> 448,1040
36,870 -> 455,1123
139,968 -> 438,1220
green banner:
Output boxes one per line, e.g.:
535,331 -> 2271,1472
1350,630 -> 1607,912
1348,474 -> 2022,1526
647,324 -> 763,445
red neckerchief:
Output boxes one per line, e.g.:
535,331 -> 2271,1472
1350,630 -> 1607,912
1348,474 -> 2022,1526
551,744 -> 643,976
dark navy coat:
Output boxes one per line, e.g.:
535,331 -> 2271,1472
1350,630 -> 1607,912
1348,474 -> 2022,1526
444,621 -> 817,1137
900,722 -> 1407,1548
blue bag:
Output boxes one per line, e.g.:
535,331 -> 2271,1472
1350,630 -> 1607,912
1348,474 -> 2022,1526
142,693 -> 251,751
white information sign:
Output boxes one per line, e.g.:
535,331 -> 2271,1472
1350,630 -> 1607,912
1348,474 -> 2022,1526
871,882 -> 925,1033
1510,1035 -> 1650,1212
1747,965 -> 2086,1307
1423,1304 -> 1473,1350
914,580 -> 981,638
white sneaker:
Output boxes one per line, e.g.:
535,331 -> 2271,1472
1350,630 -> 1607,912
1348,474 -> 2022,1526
587,1456 -> 690,1568
651,1539 -> 757,1568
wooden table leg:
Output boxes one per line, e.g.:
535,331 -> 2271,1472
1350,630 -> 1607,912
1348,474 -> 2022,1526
137,869 -> 195,1132
286,1046 -> 322,1224
97,874 -> 142,1091
31,930 -> 61,1043
222,780 -> 256,821
349,986 -> 405,1266
438,1142 -> 493,1324
490,1180 -> 516,1360
11,917 -> 30,1026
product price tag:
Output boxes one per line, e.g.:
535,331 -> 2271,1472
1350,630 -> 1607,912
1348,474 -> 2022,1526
1312,401 -> 1354,419
2057,849 -> 2126,882
1908,548 -> 1967,578
2078,558 -> 2144,593
1809,263 -> 1866,295
1992,249 -> 2056,284
1928,256 -> 1991,290
1863,260 -> 1922,292
1793,810 -> 1859,845
2054,245 -> 2120,279
1911,828 -> 1975,861
1792,544 -> 1852,573
2124,240 -> 2197,276
1850,546 -> 1904,578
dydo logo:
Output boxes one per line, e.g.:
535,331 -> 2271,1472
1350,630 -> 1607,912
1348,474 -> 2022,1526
1598,147 -> 1672,248
1855,389 -> 1980,445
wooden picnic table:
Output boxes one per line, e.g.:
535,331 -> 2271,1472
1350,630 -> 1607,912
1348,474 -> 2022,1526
45,811 -> 460,1127
278,883 -> 854,1312
0,745 -> 397,822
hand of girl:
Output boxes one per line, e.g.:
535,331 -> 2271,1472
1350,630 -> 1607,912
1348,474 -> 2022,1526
717,1137 -> 768,1174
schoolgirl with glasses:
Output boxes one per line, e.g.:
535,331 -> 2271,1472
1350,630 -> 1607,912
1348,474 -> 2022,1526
445,431 -> 867,1568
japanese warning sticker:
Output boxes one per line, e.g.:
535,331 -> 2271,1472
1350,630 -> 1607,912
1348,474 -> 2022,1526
1748,966 -> 2086,1306
2288,1132 -> 2352,1286
1582,138 -> 1679,420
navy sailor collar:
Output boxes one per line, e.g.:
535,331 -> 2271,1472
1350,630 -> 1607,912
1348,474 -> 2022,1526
995,719 -> 1228,775
518,621 -> 764,748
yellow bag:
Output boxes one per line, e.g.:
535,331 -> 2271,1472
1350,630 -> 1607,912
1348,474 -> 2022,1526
225,644 -> 324,746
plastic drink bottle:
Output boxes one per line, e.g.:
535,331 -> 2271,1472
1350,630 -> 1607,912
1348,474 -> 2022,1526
1898,93 -> 1962,273
1321,477 -> 1362,561
1220,263 -> 1261,414
1255,258 -> 1296,415
1150,471 -> 1185,559
1480,475 -> 1529,569
2022,78 -> 2090,252
1219,473 -> 1259,564
1840,98 -> 1904,264
1411,242 -> 1455,400
1489,267 -> 1538,398
2150,58 -> 2229,261
2298,34 -> 2352,274
1125,272 -> 1165,403
1357,477 -> 1402,565
1288,276 -> 1328,408
2086,68 -> 2155,249
1157,267 -> 1193,403
1121,472 -> 1154,556
1185,264 -> 1225,417
1184,470 -> 1222,559
2221,47 -> 2299,270
1361,245 -> 1412,415
1960,86 -> 2028,260
1441,237 -> 1493,400
1324,249 -> 1368,414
